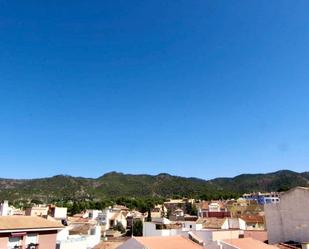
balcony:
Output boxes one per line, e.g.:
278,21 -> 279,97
26,243 -> 39,249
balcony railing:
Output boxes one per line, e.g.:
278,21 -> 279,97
26,243 -> 39,249
12,246 -> 22,249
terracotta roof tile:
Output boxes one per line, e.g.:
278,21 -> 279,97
134,236 -> 203,249
198,217 -> 226,229
0,216 -> 63,231
241,215 -> 264,223
223,238 -> 277,249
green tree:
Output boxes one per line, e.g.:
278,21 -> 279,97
114,222 -> 125,234
146,209 -> 152,222
133,219 -> 143,236
70,202 -> 81,215
185,202 -> 197,216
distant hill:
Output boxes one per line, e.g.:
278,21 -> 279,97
0,170 -> 308,202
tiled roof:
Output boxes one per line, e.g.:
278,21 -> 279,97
199,201 -> 209,210
223,238 -> 277,249
132,236 -> 203,249
69,223 -> 93,235
0,216 -> 63,231
197,217 -> 226,229
241,215 -> 264,223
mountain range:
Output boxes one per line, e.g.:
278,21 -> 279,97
0,170 -> 308,202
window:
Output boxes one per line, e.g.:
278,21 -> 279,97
26,234 -> 38,245
8,236 -> 22,249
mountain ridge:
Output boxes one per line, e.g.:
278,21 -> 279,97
0,169 -> 308,202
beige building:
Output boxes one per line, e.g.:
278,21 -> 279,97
265,187 -> 309,244
25,206 -> 49,217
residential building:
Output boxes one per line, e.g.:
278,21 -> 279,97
86,210 -> 102,221
198,201 -> 230,218
99,206 -> 127,230
226,198 -> 263,218
197,217 -> 246,230
265,187 -> 309,244
0,201 -> 24,216
143,217 -> 246,237
56,224 -> 101,249
164,199 -> 187,214
25,206 -> 49,217
117,235 -> 204,249
0,216 -> 63,249
48,205 -> 67,220
240,215 -> 265,230
189,230 -> 243,248
151,205 -> 167,218
243,192 -> 280,205
143,217 -> 187,237
126,210 -> 145,229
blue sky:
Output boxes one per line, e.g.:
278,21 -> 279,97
1,0 -> 309,179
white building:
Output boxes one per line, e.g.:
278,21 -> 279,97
0,200 -> 9,216
25,205 -> 49,217
143,217 -> 196,237
50,206 -> 67,220
99,207 -> 127,230
265,187 -> 309,244
86,209 -> 102,220
0,200 -> 24,216
56,225 -> 101,249
143,217 -> 246,238
190,230 -> 243,248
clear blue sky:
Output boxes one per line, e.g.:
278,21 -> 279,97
1,0 -> 309,179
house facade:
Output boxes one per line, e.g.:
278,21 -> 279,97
198,201 -> 230,219
243,192 -> 280,205
0,216 -> 63,249
25,206 -> 49,217
99,207 -> 127,230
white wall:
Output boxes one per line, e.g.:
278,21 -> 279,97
57,227 -> 70,241
183,221 -> 202,231
0,201 -> 9,216
57,226 -> 101,249
265,187 -> 309,244
54,207 -> 67,219
57,236 -> 88,249
227,218 -> 246,230
143,222 -> 182,237
87,210 -> 102,220
100,208 -> 127,230
86,226 -> 101,248
193,229 -> 241,245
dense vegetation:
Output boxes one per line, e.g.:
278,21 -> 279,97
0,170 -> 308,206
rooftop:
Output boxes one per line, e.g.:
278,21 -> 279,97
118,236 -> 203,249
241,215 -> 264,223
223,238 -> 277,249
197,217 -> 226,229
0,216 -> 63,231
